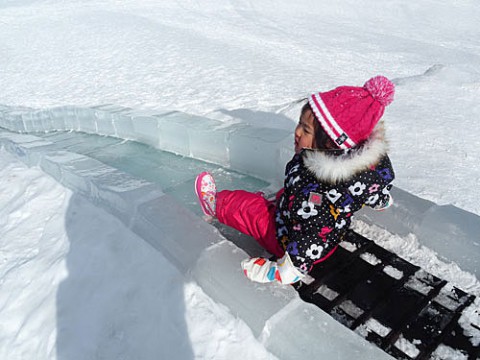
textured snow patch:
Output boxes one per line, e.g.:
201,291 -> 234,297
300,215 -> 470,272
360,252 -> 382,266
458,297 -> 480,347
184,282 -> 277,360
431,344 -> 468,360
0,150 -> 70,360
405,275 -> 434,295
356,318 -> 391,338
352,220 -> 480,297
338,300 -> 364,318
366,318 -> 391,337
383,265 -> 404,280
394,335 -> 420,358
339,240 -> 358,252
316,285 -> 339,301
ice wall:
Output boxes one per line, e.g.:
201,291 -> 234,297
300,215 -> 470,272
0,104 -> 478,278
0,129 -> 392,360
0,105 -> 292,187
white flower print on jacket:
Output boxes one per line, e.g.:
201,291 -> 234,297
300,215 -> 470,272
335,218 -> 347,229
297,201 -> 318,219
349,181 -> 366,196
365,193 -> 380,206
306,244 -> 324,260
326,189 -> 342,203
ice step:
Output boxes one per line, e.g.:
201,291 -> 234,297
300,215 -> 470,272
31,131 -> 270,208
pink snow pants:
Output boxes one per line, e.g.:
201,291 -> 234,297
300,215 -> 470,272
216,190 -> 285,258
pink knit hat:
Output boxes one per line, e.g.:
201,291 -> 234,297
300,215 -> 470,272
308,75 -> 395,149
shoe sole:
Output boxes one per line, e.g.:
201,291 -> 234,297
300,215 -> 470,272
195,171 -> 214,216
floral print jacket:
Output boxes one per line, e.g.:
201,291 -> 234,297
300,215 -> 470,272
275,125 -> 394,273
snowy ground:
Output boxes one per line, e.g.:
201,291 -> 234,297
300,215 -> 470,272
1,0 -> 480,214
1,0 -> 480,359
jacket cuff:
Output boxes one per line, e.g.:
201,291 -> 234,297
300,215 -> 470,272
374,194 -> 393,211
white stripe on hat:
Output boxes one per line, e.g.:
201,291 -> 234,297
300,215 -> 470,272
309,93 -> 356,149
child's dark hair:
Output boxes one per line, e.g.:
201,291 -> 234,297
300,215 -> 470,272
300,102 -> 338,150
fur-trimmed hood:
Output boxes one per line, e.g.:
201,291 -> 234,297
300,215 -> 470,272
302,123 -> 388,183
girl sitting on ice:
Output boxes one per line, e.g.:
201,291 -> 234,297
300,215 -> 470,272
195,76 -> 396,285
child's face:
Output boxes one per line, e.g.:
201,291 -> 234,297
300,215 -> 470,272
294,109 -> 316,154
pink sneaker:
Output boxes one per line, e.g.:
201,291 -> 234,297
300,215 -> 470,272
194,172 -> 217,217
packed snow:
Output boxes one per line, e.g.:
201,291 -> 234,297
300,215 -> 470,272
1,0 -> 479,359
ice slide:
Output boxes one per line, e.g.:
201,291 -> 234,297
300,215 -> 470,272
0,105 -> 478,359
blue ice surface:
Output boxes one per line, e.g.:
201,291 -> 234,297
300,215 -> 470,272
35,131 -> 271,255
37,131 -> 268,197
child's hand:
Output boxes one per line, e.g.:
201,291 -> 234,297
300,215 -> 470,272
241,253 -> 304,285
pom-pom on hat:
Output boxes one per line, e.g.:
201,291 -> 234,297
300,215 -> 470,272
308,75 -> 395,149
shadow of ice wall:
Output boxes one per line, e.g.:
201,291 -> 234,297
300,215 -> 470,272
57,193 -> 195,359
0,104 -> 478,279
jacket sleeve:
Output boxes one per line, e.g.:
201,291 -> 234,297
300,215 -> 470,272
372,191 -> 393,211
367,157 -> 395,211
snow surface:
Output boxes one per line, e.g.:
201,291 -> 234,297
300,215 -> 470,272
1,0 -> 480,215
1,0 -> 480,359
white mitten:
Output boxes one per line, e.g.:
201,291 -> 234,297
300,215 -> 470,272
241,253 -> 304,285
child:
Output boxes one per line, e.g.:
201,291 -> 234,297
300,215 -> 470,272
195,75 -> 396,285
